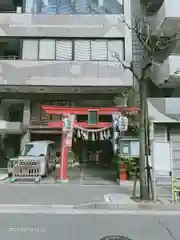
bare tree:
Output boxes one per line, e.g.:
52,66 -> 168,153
115,2 -> 180,199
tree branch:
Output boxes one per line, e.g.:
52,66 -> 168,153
115,54 -> 140,82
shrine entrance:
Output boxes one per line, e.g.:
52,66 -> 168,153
42,105 -> 138,184
70,126 -> 115,184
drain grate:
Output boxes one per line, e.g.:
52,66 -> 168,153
100,236 -> 133,240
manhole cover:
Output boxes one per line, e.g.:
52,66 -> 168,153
100,236 -> 133,240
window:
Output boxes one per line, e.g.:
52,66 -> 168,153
56,40 -> 72,60
108,40 -> 124,61
39,39 -> 55,60
41,0 -> 57,13
22,40 -> 38,60
25,0 -> 123,14
57,0 -> 73,13
25,0 -> 35,13
75,0 -> 89,13
21,38 -> 124,61
75,39 -> 124,61
91,40 -> 107,60
20,142 -> 48,156
75,40 -> 91,60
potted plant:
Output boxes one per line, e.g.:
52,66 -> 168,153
122,156 -> 137,180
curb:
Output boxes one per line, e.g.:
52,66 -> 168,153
74,202 -> 180,210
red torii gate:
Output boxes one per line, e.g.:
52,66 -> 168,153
42,105 -> 139,182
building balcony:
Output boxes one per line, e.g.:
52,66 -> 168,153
151,0 -> 180,35
0,12 -> 126,38
0,60 -> 133,89
148,98 -> 180,122
152,55 -> 180,87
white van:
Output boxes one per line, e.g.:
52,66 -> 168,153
8,141 -> 57,177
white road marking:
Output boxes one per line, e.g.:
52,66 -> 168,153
0,204 -> 179,215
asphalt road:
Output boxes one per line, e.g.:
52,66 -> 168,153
1,211 -> 179,240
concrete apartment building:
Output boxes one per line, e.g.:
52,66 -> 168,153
0,0 -> 135,163
0,0 -> 180,173
143,0 -> 180,177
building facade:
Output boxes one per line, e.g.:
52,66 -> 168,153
142,0 -> 180,178
0,0 -> 137,159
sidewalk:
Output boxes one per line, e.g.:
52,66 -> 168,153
118,180 -> 172,203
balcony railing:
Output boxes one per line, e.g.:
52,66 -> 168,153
25,0 -> 124,14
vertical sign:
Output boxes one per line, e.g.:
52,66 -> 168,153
112,112 -> 121,154
63,114 -> 75,147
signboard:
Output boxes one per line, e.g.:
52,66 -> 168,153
112,112 -> 128,132
118,116 -> 128,131
62,115 -> 74,132
151,140 -> 173,201
88,110 -> 99,124
63,115 -> 75,147
152,141 -> 172,173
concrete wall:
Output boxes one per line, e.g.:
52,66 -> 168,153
0,0 -> 134,89
0,13 -> 127,38
0,60 -> 133,87
149,98 -> 180,117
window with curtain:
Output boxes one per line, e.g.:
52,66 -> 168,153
56,40 -> 72,60
39,39 -> 55,60
108,40 -> 124,61
22,40 -> 38,60
91,40 -> 107,60
75,40 -> 91,60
